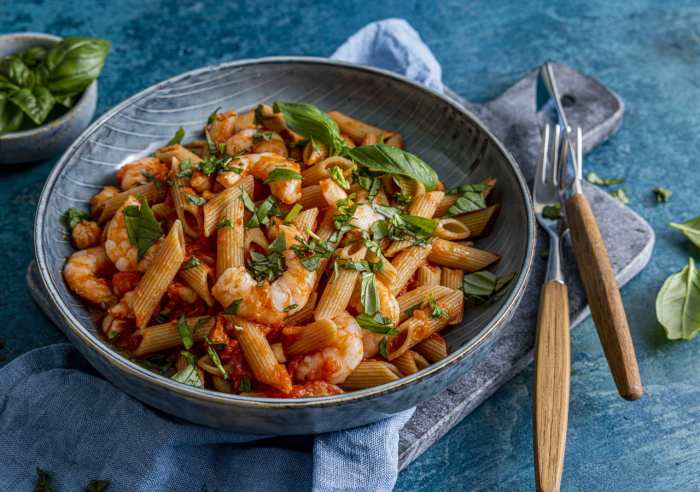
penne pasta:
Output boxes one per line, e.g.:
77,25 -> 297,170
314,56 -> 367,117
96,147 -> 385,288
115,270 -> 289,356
97,183 -> 160,223
385,191 -> 444,257
285,292 -> 318,326
340,361 -> 402,390
416,264 -> 441,287
370,250 -> 398,287
315,243 -> 367,320
390,244 -> 433,295
393,350 -> 419,376
397,285 -> 454,323
202,175 -> 254,237
244,227 -> 269,251
156,144 -> 203,165
180,262 -> 215,306
441,267 -> 464,324
133,315 -> 214,356
285,319 -> 338,356
299,185 -> 325,209
412,351 -> 430,370
301,156 -> 354,186
434,218 -> 471,241
428,238 -> 500,272
132,220 -> 185,328
216,195 -> 245,278
328,111 -> 384,143
170,158 -> 203,238
292,207 -> 319,235
234,318 -> 293,394
414,334 -> 449,363
455,204 -> 500,237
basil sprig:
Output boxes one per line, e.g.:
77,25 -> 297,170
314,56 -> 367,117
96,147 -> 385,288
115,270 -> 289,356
656,257 -> 700,340
346,144 -> 439,191
273,101 -> 347,155
0,37 -> 110,134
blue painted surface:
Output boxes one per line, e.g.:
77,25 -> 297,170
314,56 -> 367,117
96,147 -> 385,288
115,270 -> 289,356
1,1 -> 698,490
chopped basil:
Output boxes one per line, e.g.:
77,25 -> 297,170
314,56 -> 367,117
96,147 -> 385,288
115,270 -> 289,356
586,172 -> 624,186
378,337 -> 389,359
372,204 -> 437,244
216,218 -> 233,229
404,302 -> 423,318
224,299 -> 243,315
328,165 -> 350,189
167,126 -> 185,146
283,203 -> 303,224
330,195 -> 358,242
186,193 -> 206,206
542,203 -> 561,220
283,303 -> 298,312
176,159 -> 193,178
360,271 -> 380,315
393,192 -> 412,205
608,188 -> 630,205
248,249 -> 285,282
254,104 -> 265,125
336,258 -> 383,273
207,106 -> 220,125
253,130 -> 273,143
122,197 -> 162,260
356,312 -> 398,335
269,232 -> 287,253
444,183 -> 487,217
653,187 -> 673,203
239,375 -> 252,392
429,293 -> 449,319
291,232 -> 333,270
63,207 -> 90,230
463,271 -> 516,304
171,357 -> 204,388
199,155 -> 238,176
140,352 -> 172,374
353,167 -> 382,202
182,256 -> 200,271
176,314 -> 194,350
205,337 -> 228,379
264,167 -> 302,183
242,190 -> 279,228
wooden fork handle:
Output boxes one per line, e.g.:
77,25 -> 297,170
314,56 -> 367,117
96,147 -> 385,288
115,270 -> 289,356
565,193 -> 643,400
534,281 -> 570,492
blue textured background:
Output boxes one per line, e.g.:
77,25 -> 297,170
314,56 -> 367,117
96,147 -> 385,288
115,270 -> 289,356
2,1 -> 699,490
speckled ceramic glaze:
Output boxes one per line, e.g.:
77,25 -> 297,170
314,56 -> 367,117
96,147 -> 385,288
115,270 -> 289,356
34,57 -> 535,434
0,32 -> 97,165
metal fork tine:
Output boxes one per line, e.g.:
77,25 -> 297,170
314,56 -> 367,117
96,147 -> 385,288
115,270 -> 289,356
552,125 -> 562,186
557,126 -> 569,190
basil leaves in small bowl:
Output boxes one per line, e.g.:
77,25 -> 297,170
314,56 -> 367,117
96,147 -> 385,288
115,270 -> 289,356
0,32 -> 110,165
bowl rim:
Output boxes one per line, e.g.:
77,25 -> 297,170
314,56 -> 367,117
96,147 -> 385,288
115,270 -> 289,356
0,32 -> 97,141
34,56 -> 536,409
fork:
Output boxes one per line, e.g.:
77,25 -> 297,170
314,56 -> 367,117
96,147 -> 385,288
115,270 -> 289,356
533,124 -> 570,492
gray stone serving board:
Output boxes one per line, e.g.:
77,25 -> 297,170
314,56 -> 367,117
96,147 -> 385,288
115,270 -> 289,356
26,63 -> 654,471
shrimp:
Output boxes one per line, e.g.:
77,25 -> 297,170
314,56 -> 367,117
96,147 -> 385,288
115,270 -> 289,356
319,179 -> 383,230
289,311 -> 363,384
116,157 -> 168,190
212,225 -> 316,325
63,246 -> 115,305
90,185 -> 119,216
206,111 -> 237,144
349,278 -> 400,359
225,129 -> 288,157
244,153 -> 301,204
105,196 -> 139,271
72,220 -> 101,249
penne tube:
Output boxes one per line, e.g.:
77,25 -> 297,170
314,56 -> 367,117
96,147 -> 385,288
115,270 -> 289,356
434,178 -> 497,217
234,318 -> 293,394
292,207 -> 319,235
311,212 -> 342,287
244,227 -> 269,251
328,111 -> 384,143
441,267 -> 464,324
299,185 -> 325,210
184,139 -> 208,158
97,183 -> 160,223
314,244 -> 366,320
198,353 -> 225,377
434,218 -> 471,241
428,238 -> 499,272
216,195 -> 245,278
369,251 -> 397,287
385,191 -> 444,257
156,144 -> 203,165
414,334 -> 448,363
393,350 -> 419,376
133,315 -> 214,356
390,244 -> 433,295
301,156 -> 354,186
285,319 -> 338,356
412,351 -> 430,370
202,175 -> 254,237
397,285 -> 454,323
303,141 -> 328,166
285,292 -> 317,326
180,262 -> 215,306
271,343 -> 287,363
151,200 -> 175,221
340,361 -> 402,390
170,158 -> 203,238
455,204 -> 500,238
388,289 -> 463,360
132,221 -> 185,328
416,264 -> 441,287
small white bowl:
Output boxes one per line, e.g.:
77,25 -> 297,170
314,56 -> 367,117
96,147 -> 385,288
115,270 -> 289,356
0,32 -> 97,165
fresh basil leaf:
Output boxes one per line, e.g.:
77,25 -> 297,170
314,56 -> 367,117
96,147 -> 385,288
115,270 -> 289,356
542,203 -> 561,220
283,303 -> 298,312
393,192 -> 412,205
248,250 -> 285,282
272,101 -> 346,155
206,337 -> 228,379
122,197 -> 162,260
42,37 -> 111,95
462,271 -> 516,304
291,232 -> 333,271
378,337 -> 389,359
586,172 -> 624,186
9,87 -> 54,125
253,130 -> 273,143
328,165 -> 350,189
283,203 -> 303,224
429,293 -> 449,319
176,315 -> 194,350
34,467 -> 52,492
0,55 -> 35,87
269,232 -> 287,253
186,193 -> 206,206
347,144 -> 438,191
21,46 -> 47,68
608,188 -> 629,205
207,107 -> 221,125
356,312 -> 398,335
172,360 -> 204,388
0,73 -> 19,92
264,168 -> 302,183
0,94 -> 24,133
216,218 -> 233,229
84,479 -> 110,492
224,299 -> 243,315
239,375 -> 252,392
404,302 -> 423,318
53,92 -> 78,108
63,207 -> 90,230
446,183 -> 488,195
656,258 -> 700,340
670,215 -> 700,249
653,187 -> 672,203
401,214 -> 438,236
182,256 -> 200,270
360,271 -> 380,315
444,188 -> 486,217
372,205 -> 437,244
167,126 -> 185,146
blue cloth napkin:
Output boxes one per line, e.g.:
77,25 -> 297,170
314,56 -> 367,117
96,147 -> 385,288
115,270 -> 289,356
1,19 -> 441,492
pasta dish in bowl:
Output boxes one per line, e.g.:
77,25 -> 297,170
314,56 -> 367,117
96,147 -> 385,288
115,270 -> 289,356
36,58 -> 534,433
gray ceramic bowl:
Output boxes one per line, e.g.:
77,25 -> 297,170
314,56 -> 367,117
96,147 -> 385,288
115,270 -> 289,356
34,57 -> 535,434
0,32 -> 97,165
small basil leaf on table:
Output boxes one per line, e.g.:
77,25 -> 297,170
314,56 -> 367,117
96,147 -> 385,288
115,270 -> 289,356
586,172 -> 624,186
0,55 -> 35,88
0,94 -> 25,134
653,187 -> 672,203
670,214 -> 700,249
272,100 -> 346,155
656,258 -> 700,340
42,37 -> 111,95
9,87 -> 55,125
608,188 -> 629,205
542,203 -> 561,220
346,144 -> 439,191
